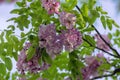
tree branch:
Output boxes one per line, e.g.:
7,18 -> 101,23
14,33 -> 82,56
76,5 -> 120,58
83,38 -> 120,58
91,25 -> 120,57
90,68 -> 120,80
76,5 -> 82,14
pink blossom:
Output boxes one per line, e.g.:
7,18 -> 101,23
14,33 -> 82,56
38,24 -> 56,48
38,24 -> 63,58
16,42 -> 49,74
82,55 -> 105,80
61,28 -> 82,52
41,0 -> 60,14
16,42 -> 31,74
46,39 -> 63,59
59,11 -> 76,29
95,34 -> 110,51
97,53 -> 104,58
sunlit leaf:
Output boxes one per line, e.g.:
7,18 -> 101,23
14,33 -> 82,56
5,57 -> 12,71
0,63 -> 6,75
101,16 -> 106,29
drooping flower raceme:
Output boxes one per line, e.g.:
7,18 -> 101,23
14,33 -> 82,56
38,24 -> 63,58
46,38 -> 63,58
95,34 -> 110,51
82,54 -> 104,80
38,24 -> 56,48
17,42 -> 31,74
41,0 -> 60,14
61,28 -> 82,52
59,11 -> 76,29
16,42 -> 49,74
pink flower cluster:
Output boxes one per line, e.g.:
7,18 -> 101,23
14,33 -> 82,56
59,11 -> 76,29
38,24 -> 82,58
81,53 -> 104,80
38,24 -> 63,58
41,0 -> 60,14
16,42 -> 50,74
95,34 -> 110,51
61,28 -> 83,52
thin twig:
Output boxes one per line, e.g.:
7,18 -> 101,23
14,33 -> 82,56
91,25 -> 120,57
76,5 -> 82,14
90,68 -> 120,80
90,74 -> 113,80
83,38 -> 119,58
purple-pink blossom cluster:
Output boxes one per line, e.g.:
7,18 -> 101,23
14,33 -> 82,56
38,24 -> 63,58
81,53 -> 104,80
38,24 -> 83,57
95,34 -> 110,51
16,42 -> 50,74
41,0 -> 60,14
59,11 -> 76,29
61,28 -> 83,52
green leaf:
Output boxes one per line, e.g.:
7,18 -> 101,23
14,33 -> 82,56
112,20 -> 120,28
107,19 -> 112,30
0,31 -> 4,43
91,10 -> 100,17
12,52 -> 18,61
61,0 -> 77,11
0,63 -> 6,75
115,30 -> 120,37
5,57 -> 12,71
82,26 -> 94,32
108,33 -> 112,39
10,9 -> 20,14
21,32 -> 26,38
87,10 -> 99,24
101,16 -> 106,29
12,35 -> 19,43
42,49 -> 53,64
16,1 -> 26,7
88,0 -> 96,10
26,45 -> 36,61
7,25 -> 15,31
84,35 -> 96,46
27,0 -> 32,2
101,11 -> 108,14
7,17 -> 16,22
96,6 -> 108,14
81,3 -> 88,17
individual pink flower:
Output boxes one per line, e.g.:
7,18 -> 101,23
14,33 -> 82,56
59,11 -> 76,29
95,34 -> 110,51
41,0 -> 60,14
